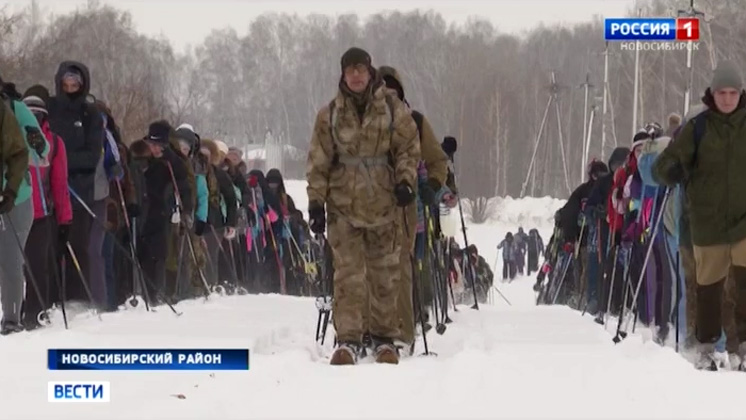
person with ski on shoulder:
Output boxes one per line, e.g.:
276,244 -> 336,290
653,60 -> 746,371
306,47 -> 420,365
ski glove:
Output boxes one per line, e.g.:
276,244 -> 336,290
194,220 -> 206,237
665,162 -> 685,185
126,203 -> 141,219
0,190 -> 16,215
58,223 -> 70,250
418,182 -> 437,206
394,181 -> 416,207
308,201 -> 326,234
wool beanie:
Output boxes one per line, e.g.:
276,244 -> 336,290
23,85 -> 51,105
22,95 -> 47,115
710,60 -> 742,92
340,47 -> 372,72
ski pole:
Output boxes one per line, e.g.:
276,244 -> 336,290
617,188 -> 670,341
64,242 -> 102,321
67,186 -> 179,315
58,253 -> 69,329
114,180 -> 151,311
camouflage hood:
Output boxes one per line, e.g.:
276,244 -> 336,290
379,65 -> 405,102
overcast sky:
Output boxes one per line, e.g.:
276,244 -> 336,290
8,0 -> 637,52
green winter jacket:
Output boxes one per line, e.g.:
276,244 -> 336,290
9,99 -> 49,205
653,98 -> 746,247
0,100 -> 29,202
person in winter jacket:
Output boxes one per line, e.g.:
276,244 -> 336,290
560,160 -> 609,310
306,47 -> 420,365
20,92 -> 72,329
47,62 -> 104,304
378,64 -> 453,350
653,60 -> 746,371
0,76 -> 33,335
527,228 -> 544,275
466,244 -> 493,303
514,227 -> 529,275
498,232 -> 517,280
266,168 -> 306,296
143,121 -> 197,302
246,169 -> 273,293
198,139 -> 237,291
173,123 -> 209,300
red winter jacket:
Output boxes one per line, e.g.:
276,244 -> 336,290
607,151 -> 639,233
30,121 -> 73,225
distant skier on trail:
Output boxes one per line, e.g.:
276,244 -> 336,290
497,232 -> 517,281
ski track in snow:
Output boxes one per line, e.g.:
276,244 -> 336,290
1,181 -> 744,420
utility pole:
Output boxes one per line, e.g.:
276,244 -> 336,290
521,72 -> 571,198
601,42 -> 610,156
632,7 -> 642,137
677,0 -> 705,117
579,72 -> 594,183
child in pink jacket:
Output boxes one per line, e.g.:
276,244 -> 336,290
21,91 -> 73,330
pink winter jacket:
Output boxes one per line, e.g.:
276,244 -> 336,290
30,121 -> 73,225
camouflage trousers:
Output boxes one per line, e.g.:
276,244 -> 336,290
329,215 -> 401,343
166,225 -> 208,300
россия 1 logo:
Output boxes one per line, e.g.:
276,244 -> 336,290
605,18 -> 699,41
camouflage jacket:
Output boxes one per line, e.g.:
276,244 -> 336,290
306,83 -> 420,228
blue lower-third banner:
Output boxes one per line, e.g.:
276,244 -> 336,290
48,349 -> 250,370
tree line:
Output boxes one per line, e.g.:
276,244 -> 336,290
1,0 -> 743,199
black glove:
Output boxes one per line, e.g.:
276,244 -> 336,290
0,190 -> 15,215
25,126 -> 46,158
58,224 -> 70,250
419,179 -> 440,206
666,162 -> 685,184
394,181 -> 416,207
308,201 -> 326,234
194,220 -> 207,237
126,203 -> 141,218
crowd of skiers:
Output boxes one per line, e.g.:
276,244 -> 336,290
0,49 -> 498,367
0,60 -> 324,336
497,227 -> 544,281
533,60 -> 746,372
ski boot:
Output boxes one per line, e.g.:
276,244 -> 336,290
371,336 -> 399,364
693,343 -> 728,371
330,341 -> 360,366
0,320 -> 24,336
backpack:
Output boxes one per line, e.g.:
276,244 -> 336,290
691,110 -> 708,168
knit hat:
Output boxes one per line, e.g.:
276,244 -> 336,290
23,85 -> 51,104
341,47 -> 372,72
62,70 -> 83,86
607,147 -> 631,172
667,112 -> 682,128
632,130 -> 650,150
710,60 -> 742,92
23,95 -> 47,115
227,146 -> 243,160
145,120 -> 172,144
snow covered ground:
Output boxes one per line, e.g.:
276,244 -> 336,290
2,181 -> 745,420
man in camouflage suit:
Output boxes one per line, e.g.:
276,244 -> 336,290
306,47 -> 420,365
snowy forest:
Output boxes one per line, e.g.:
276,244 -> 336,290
0,0 -> 744,199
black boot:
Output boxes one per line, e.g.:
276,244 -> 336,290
695,279 -> 724,345
0,320 -> 25,336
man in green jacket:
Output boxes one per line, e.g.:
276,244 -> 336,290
0,78 -> 32,335
653,61 -> 746,371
